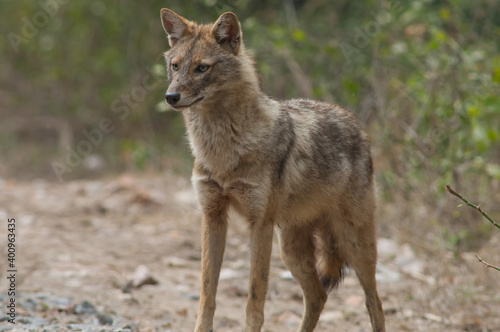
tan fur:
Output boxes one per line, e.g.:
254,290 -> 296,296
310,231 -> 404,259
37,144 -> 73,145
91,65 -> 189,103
160,8 -> 385,332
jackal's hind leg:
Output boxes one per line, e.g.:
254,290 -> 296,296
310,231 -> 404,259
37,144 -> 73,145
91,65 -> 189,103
278,225 -> 327,332
342,210 -> 386,332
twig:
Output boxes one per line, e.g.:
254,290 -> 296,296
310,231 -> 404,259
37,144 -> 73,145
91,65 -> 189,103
445,185 -> 500,230
475,254 -> 500,272
445,185 -> 500,273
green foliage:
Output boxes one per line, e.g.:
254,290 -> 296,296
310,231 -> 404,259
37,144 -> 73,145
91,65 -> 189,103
1,0 -> 499,201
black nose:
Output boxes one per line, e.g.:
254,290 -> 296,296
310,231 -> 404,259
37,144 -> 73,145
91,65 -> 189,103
165,92 -> 181,105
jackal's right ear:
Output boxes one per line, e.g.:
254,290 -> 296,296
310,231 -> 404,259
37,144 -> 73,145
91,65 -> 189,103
161,9 -> 190,47
212,12 -> 241,55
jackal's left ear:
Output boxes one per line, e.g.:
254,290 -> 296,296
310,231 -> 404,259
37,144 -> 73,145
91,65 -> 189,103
161,8 -> 190,47
212,12 -> 241,55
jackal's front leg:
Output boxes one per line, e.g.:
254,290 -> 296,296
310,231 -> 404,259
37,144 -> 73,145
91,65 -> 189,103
194,181 -> 229,332
245,221 -> 274,332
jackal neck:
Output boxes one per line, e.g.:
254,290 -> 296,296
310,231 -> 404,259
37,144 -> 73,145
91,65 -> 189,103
183,50 -> 279,178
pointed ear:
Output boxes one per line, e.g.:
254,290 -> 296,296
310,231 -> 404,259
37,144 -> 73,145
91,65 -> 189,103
160,8 -> 190,47
212,12 -> 241,55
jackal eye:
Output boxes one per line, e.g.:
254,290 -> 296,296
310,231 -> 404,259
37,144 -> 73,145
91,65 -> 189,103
171,63 -> 179,71
197,64 -> 210,73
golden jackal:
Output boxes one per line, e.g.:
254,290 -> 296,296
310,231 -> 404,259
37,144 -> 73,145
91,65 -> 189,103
160,8 -> 385,332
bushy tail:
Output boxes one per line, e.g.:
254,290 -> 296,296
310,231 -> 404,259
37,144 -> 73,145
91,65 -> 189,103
318,261 -> 347,292
316,230 -> 348,292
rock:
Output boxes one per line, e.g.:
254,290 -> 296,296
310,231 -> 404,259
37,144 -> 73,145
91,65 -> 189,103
75,300 -> 97,315
0,292 -> 136,332
384,306 -> 398,316
423,312 -> 448,324
131,265 -> 159,288
165,256 -> 188,268
96,312 -> 113,325
279,270 -> 294,280
122,281 -> 133,294
122,323 -> 140,332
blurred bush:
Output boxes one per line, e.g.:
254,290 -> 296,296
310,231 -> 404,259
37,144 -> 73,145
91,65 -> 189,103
1,1 -> 499,244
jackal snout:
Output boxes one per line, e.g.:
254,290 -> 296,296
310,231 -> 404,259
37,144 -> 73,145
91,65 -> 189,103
164,72 -> 207,109
165,91 -> 180,105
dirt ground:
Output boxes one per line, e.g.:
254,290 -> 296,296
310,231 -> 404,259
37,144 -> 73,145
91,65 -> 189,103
0,172 -> 499,332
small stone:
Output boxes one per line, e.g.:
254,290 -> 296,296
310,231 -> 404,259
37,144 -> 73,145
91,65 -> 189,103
279,270 -> 294,280
131,265 -> 159,288
75,300 -> 97,315
122,281 -> 133,294
122,323 -> 140,332
96,312 -> 113,325
165,256 -> 188,268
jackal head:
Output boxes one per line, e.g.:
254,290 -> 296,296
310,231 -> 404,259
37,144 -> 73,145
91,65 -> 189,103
161,9 -> 255,111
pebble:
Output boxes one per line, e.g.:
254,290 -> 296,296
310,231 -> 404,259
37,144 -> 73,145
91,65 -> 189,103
96,312 -> 114,325
279,270 -> 294,280
130,264 -> 159,288
0,293 -> 136,332
74,300 -> 97,315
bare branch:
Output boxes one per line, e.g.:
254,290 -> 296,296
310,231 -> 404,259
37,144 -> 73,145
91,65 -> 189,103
475,255 -> 500,272
446,185 -> 500,273
445,185 -> 500,230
